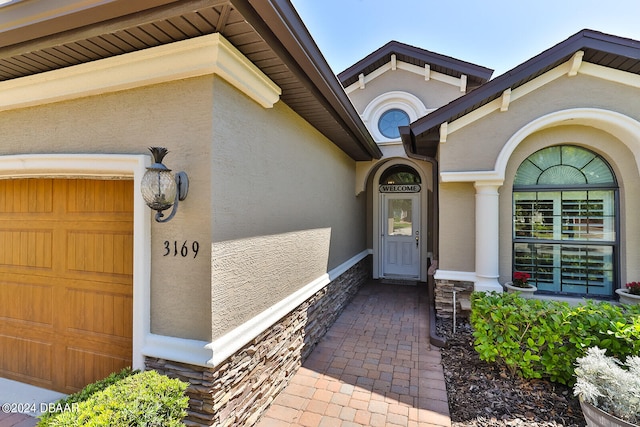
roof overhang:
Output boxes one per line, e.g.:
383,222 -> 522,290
0,0 -> 382,161
403,29 -> 640,158
338,40 -> 493,90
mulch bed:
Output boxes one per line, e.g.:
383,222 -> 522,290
436,318 -> 587,427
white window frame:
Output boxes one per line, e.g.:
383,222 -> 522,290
362,91 -> 431,144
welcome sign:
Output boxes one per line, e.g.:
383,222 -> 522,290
379,184 -> 421,193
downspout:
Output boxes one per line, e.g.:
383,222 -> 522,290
400,128 -> 446,347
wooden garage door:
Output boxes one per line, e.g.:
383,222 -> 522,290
0,179 -> 133,394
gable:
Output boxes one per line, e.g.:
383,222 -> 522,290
348,68 -> 462,113
441,55 -> 640,145
403,30 -> 640,158
439,72 -> 640,173
343,56 -> 471,96
338,40 -> 493,92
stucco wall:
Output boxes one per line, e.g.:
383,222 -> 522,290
347,68 -> 462,114
438,73 -> 640,289
0,76 -> 214,341
438,182 -> 476,272
440,74 -> 640,173
210,78 -> 367,339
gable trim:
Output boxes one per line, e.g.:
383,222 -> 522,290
344,60 -> 466,95
0,33 -> 282,112
445,57 -> 573,138
444,56 -> 640,142
580,62 -> 640,88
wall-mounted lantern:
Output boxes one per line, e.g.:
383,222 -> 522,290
141,147 -> 188,223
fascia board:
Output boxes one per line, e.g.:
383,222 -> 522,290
446,59 -> 640,138
0,33 -> 281,112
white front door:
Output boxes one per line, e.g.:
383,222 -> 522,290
381,194 -> 420,278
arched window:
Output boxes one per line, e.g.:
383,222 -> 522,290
513,146 -> 618,297
379,164 -> 421,185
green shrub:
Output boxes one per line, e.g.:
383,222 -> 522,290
470,291 -> 640,385
38,370 -> 189,427
38,368 -> 138,426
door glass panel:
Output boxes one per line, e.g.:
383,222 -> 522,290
387,198 -> 413,236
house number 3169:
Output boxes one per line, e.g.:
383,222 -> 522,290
163,241 -> 199,258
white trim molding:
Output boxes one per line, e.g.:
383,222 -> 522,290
443,56 -> 640,140
440,109 -> 640,185
142,249 -> 370,368
495,108 -> 640,181
0,153 -> 151,371
0,33 -> 281,112
344,60 -> 466,94
362,91 -> 430,143
433,269 -> 477,283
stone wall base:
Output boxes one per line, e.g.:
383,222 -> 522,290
146,255 -> 371,426
434,278 -> 474,318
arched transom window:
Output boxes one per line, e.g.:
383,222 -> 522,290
379,164 -> 421,185
513,145 -> 618,297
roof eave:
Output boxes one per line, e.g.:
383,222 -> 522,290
338,40 -> 494,87
240,0 -> 382,161
406,29 -> 640,152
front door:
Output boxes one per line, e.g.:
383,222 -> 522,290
382,194 -> 420,277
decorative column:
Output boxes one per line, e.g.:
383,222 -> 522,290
474,181 -> 503,292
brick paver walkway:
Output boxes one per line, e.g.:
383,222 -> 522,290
257,281 -> 451,427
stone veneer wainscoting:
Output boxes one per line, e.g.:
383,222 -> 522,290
146,256 -> 371,426
434,279 -> 474,318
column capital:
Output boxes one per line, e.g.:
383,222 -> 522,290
473,180 -> 503,192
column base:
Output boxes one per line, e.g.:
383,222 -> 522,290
474,277 -> 503,293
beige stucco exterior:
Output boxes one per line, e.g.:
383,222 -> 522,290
0,34 -> 371,346
0,76 -> 214,341
347,68 -> 462,114
440,74 -> 640,173
437,70 -> 640,291
210,78 -> 367,339
437,182 -> 476,272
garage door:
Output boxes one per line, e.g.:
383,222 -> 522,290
0,178 -> 133,393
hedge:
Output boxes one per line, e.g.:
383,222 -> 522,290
470,291 -> 640,384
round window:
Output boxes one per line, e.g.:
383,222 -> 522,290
377,109 -> 410,139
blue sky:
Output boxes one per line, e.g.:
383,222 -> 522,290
290,0 -> 640,78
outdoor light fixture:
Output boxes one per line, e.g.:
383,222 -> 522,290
141,146 -> 189,223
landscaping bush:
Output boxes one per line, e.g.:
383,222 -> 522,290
470,291 -> 640,385
38,370 -> 189,427
38,368 -> 138,426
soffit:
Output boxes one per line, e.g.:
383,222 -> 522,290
0,0 -> 381,161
